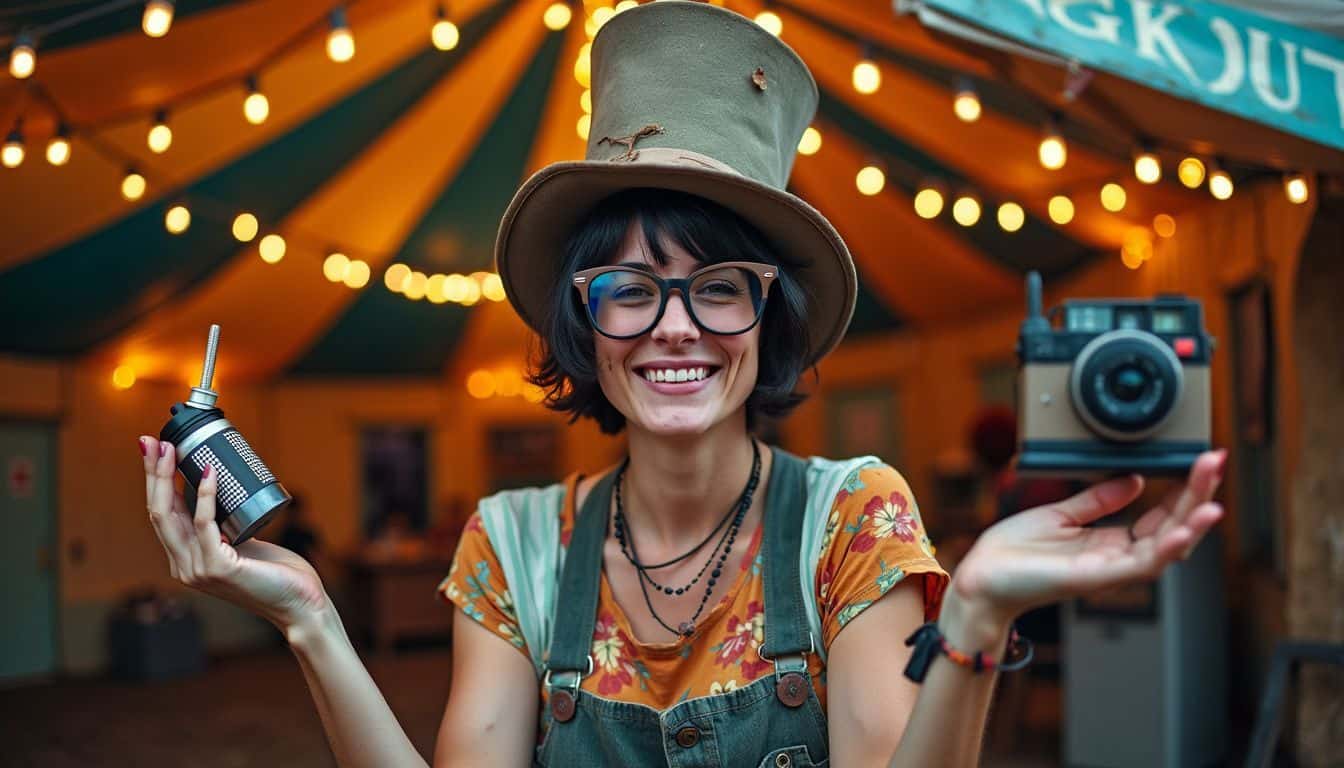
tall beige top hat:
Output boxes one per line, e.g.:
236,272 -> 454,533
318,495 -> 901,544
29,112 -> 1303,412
494,0 -> 857,365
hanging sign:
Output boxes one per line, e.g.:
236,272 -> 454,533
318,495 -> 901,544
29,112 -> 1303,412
916,0 -> 1344,151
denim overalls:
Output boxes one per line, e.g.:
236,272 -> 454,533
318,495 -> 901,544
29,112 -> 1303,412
535,449 -> 830,768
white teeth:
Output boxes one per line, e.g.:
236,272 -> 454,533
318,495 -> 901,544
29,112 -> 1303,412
641,367 -> 712,383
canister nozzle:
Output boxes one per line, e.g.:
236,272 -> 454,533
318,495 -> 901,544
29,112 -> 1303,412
186,324 -> 221,409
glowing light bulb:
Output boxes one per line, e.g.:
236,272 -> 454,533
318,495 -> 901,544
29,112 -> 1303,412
913,186 -> 944,219
432,13 -> 460,51
461,279 -> 482,306
1153,214 -> 1176,238
997,202 -> 1024,232
1048,195 -> 1074,225
326,8 -> 355,62
1121,248 -> 1144,269
165,204 -> 191,234
258,234 -> 286,264
121,170 -> 147,201
953,84 -> 981,123
543,3 -> 572,30
232,212 -> 259,242
426,273 -> 449,304
1038,125 -> 1066,170
112,365 -> 137,390
385,263 -> 411,293
1133,149 -> 1161,184
45,128 -> 70,166
577,113 -> 590,140
797,126 -> 821,156
952,195 -> 981,227
482,273 -> 506,302
445,274 -> 469,302
2,127 -> 24,168
573,49 -> 591,88
323,253 -> 350,282
1208,168 -> 1233,200
243,78 -> 269,124
592,6 -> 614,30
855,165 -> 884,196
1177,157 -> 1205,188
580,89 -> 592,114
1100,182 -> 1127,212
755,11 -> 782,36
9,32 -> 35,79
614,1 -> 638,12
343,259 -> 370,289
1284,172 -> 1309,204
147,111 -> 172,153
852,58 -> 881,95
466,370 -> 496,399
142,0 -> 174,38
404,271 -> 428,300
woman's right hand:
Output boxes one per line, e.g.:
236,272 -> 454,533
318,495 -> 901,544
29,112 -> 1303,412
140,435 -> 332,634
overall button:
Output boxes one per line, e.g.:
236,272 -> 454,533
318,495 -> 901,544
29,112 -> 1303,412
775,671 -> 808,708
550,690 -> 576,723
674,725 -> 700,748
775,752 -> 793,768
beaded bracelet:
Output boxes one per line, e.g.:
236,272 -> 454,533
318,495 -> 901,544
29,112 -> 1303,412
901,621 -> 1034,683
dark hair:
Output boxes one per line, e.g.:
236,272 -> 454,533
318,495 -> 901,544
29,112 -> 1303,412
530,188 -> 813,435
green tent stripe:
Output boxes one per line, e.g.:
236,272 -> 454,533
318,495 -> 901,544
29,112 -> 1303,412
287,31 -> 566,376
0,1 -> 513,356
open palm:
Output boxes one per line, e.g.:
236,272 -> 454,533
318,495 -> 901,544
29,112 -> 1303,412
141,436 -> 331,631
953,450 -> 1226,623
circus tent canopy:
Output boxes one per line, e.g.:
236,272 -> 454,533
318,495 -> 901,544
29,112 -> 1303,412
1,0 -> 1336,387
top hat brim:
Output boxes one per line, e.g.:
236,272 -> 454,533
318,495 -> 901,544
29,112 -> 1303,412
495,153 -> 857,367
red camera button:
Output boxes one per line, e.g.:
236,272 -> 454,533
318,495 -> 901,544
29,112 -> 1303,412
1174,337 -> 1196,357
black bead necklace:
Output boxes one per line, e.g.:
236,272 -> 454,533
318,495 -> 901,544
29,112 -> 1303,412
613,440 -> 762,638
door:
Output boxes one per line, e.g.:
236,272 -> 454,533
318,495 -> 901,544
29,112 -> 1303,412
0,422 -> 58,682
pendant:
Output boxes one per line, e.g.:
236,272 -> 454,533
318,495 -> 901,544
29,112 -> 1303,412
678,621 -> 695,637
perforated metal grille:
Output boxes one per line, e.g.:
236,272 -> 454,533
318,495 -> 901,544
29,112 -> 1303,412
191,446 -> 247,513
224,429 -> 275,485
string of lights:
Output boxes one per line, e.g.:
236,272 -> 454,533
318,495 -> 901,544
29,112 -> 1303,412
2,0 -> 1319,287
731,0 -> 1315,264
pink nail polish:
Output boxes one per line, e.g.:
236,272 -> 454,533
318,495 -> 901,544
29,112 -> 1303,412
202,464 -> 212,480
159,442 -> 168,458
138,438 -> 147,457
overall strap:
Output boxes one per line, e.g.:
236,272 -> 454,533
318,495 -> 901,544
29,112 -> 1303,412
546,467 -> 618,675
760,448 -> 814,660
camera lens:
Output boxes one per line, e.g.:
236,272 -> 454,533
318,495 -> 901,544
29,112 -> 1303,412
1070,330 -> 1183,442
1107,365 -> 1149,402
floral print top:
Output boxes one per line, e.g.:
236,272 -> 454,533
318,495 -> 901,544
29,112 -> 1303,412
437,463 -> 947,713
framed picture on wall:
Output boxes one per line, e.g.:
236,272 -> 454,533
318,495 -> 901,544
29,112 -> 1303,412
825,387 -> 899,465
359,426 -> 429,540
486,423 -> 561,492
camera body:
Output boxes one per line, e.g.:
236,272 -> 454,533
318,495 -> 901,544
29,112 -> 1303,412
1016,273 -> 1212,476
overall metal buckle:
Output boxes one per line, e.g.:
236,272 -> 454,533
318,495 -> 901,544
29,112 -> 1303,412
755,633 -> 814,709
542,655 -> 593,724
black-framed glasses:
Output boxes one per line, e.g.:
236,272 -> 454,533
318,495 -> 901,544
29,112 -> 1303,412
572,261 -> 778,339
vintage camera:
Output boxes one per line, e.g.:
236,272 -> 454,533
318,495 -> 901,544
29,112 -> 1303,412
1016,272 -> 1211,476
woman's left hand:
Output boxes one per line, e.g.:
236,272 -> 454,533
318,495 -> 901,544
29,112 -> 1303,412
951,449 -> 1227,629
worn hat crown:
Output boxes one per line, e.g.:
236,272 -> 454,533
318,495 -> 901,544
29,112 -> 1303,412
586,0 -> 819,189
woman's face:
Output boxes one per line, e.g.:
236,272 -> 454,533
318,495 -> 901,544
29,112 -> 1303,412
593,222 -> 760,437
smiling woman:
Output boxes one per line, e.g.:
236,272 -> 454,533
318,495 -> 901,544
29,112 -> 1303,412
532,188 -> 811,435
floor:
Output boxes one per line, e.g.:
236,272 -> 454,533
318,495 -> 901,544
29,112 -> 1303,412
1,646 -> 1058,767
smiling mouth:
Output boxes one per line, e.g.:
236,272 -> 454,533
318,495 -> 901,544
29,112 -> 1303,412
632,365 -> 720,384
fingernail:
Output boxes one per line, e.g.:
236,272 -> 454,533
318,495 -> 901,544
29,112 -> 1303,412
159,441 -> 168,458
138,437 -> 147,457
202,463 -> 212,480
1215,450 -> 1228,483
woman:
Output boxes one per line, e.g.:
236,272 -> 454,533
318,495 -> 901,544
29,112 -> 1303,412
138,3 -> 1225,766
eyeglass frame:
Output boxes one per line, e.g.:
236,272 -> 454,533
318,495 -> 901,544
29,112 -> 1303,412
571,261 -> 779,340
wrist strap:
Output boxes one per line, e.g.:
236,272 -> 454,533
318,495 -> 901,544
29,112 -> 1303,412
902,621 -> 1034,683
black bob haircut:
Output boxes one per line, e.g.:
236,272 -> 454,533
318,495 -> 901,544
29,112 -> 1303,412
529,188 -> 814,435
